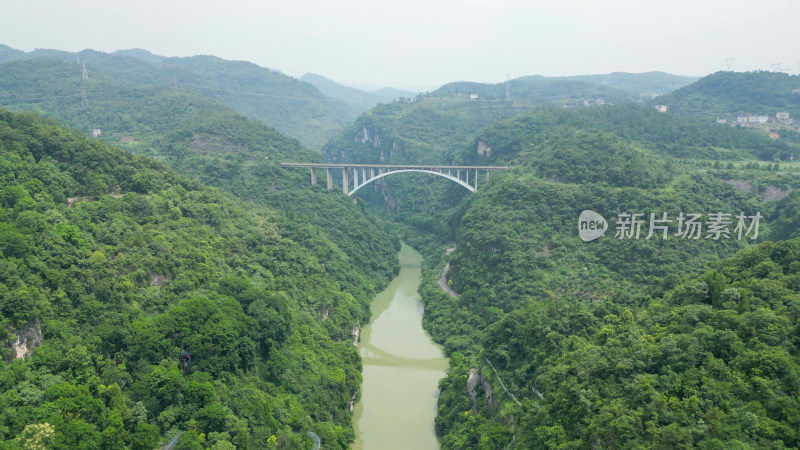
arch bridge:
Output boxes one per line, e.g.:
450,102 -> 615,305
281,163 -> 508,196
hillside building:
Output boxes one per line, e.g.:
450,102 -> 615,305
655,105 -> 667,113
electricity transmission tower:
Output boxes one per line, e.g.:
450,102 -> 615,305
80,63 -> 89,107
724,58 -> 733,71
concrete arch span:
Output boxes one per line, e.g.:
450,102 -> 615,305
349,168 -> 476,196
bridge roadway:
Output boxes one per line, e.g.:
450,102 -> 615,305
281,162 -> 508,196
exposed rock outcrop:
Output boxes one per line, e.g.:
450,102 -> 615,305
477,141 -> 492,157
12,320 -> 42,359
466,366 -> 496,413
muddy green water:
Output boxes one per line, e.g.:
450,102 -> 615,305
352,244 -> 449,450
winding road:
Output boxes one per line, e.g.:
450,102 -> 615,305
437,245 -> 459,299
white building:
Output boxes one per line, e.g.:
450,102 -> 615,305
716,118 -> 727,124
469,93 -> 478,101
757,116 -> 769,124
748,115 -> 758,123
91,129 -> 101,137
655,105 -> 667,113
777,111 -> 790,121
737,115 -> 748,124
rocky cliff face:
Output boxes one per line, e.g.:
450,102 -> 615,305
11,320 -> 42,359
466,366 -> 497,413
477,141 -> 492,157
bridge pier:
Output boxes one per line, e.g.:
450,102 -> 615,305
341,168 -> 349,194
310,168 -> 317,185
327,168 -> 333,190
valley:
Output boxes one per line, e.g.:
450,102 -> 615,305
0,43 -> 799,449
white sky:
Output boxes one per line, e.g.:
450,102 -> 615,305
1,0 -> 798,89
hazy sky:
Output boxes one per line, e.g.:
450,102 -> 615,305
2,0 -> 798,89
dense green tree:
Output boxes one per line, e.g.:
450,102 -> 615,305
0,109 -> 396,448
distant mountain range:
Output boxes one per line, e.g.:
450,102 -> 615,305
300,73 -> 416,112
433,71 -> 696,104
556,71 -> 698,96
0,44 -> 353,149
0,43 -> 704,149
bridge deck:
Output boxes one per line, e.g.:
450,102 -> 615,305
281,162 -> 508,170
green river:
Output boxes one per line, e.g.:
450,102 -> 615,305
352,244 -> 449,449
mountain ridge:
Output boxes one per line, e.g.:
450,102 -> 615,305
0,44 -> 354,149
300,72 -> 416,114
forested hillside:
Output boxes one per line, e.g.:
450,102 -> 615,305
462,105 -> 796,164
0,57 -> 400,287
440,238 -> 800,448
321,94 -> 800,447
656,71 -> 800,122
443,72 -> 695,100
424,109 -> 800,448
0,46 -> 353,149
136,101 -> 401,289
560,71 -> 697,97
0,110 -> 396,448
432,77 -> 637,105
